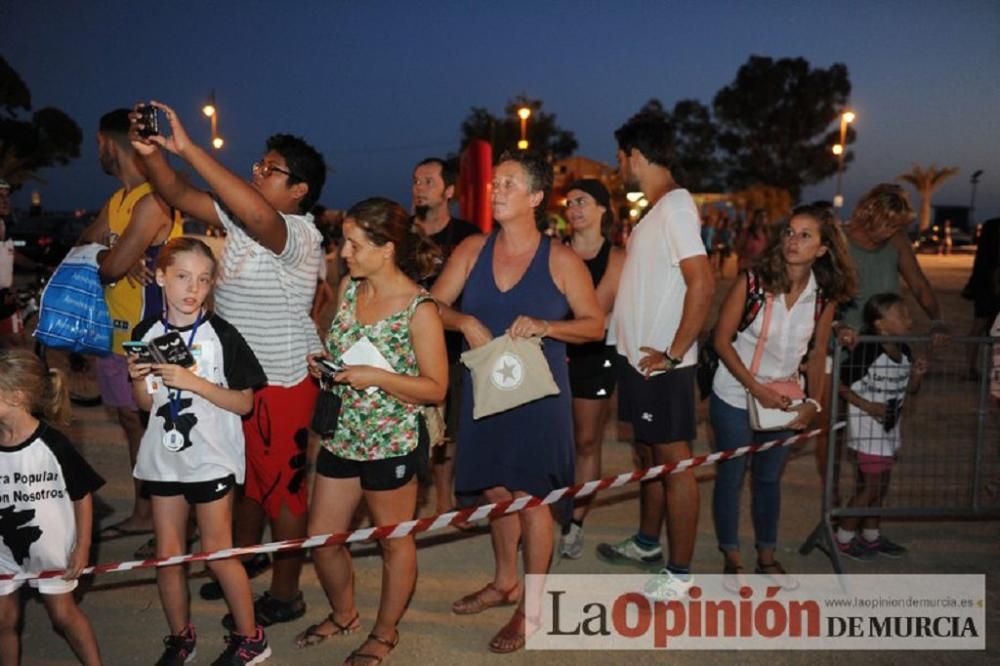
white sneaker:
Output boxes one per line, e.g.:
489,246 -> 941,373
559,523 -> 584,559
595,536 -> 665,571
642,569 -> 694,602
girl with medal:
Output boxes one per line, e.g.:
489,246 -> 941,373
126,238 -> 271,665
160,310 -> 203,452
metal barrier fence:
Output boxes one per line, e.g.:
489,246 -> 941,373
800,335 -> 1000,572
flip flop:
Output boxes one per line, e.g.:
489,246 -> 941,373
96,521 -> 153,542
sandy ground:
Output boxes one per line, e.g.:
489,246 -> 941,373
13,253 -> 999,665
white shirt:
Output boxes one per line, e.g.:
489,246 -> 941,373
608,189 -> 705,372
842,343 -> 912,457
132,314 -> 266,484
0,424 -> 104,583
713,272 -> 819,408
214,202 -> 323,387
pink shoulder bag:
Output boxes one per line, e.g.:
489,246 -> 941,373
746,294 -> 806,431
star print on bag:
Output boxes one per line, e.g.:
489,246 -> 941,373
491,352 -> 524,391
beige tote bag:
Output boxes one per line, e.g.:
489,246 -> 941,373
460,334 -> 560,419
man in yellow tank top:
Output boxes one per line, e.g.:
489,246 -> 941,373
79,109 -> 182,541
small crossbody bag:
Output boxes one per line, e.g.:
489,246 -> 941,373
746,294 -> 806,431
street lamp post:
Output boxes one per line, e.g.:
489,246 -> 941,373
517,106 -> 531,151
203,90 -> 224,149
833,110 -> 855,211
969,169 -> 983,228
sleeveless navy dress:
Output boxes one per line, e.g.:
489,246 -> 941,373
455,231 -> 575,500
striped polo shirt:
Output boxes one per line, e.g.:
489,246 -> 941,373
213,201 -> 323,387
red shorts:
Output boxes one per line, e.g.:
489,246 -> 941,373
242,376 -> 318,518
857,451 -> 895,475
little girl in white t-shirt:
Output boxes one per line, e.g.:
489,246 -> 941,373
126,237 -> 270,665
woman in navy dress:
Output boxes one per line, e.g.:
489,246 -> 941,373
431,152 -> 603,653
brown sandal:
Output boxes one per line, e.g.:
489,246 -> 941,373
451,581 -> 521,615
294,611 -> 361,648
344,630 -> 398,665
755,560 -> 799,590
488,608 -> 539,654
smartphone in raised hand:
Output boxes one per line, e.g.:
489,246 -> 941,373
136,104 -> 160,138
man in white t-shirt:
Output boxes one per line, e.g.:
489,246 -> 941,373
597,113 -> 715,598
133,101 -> 326,627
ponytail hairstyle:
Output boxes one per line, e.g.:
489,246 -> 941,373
345,197 -> 442,281
155,236 -> 219,313
0,350 -> 71,426
862,292 -> 905,335
753,204 -> 858,304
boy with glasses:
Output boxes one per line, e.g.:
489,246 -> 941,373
130,101 -> 326,644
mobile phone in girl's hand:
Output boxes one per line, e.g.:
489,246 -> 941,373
317,358 -> 344,377
151,331 -> 196,368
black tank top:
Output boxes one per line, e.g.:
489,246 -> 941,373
583,239 -> 611,286
566,238 -> 611,358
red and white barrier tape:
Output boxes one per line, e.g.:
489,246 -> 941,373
3,423 -> 842,582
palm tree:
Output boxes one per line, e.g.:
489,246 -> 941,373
898,164 -> 959,233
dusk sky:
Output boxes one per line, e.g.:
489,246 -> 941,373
4,0 -> 999,223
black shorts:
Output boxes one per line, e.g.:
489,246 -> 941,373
617,354 -> 697,444
317,446 -> 426,491
568,345 -> 617,400
144,475 -> 236,504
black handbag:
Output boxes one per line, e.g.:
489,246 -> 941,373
696,334 -> 719,402
310,388 -> 342,436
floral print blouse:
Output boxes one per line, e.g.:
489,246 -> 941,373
322,279 -> 432,461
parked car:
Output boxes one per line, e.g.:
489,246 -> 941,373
911,227 -> 976,254
6,210 -> 96,266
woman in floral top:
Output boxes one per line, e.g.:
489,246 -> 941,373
298,198 -> 447,664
